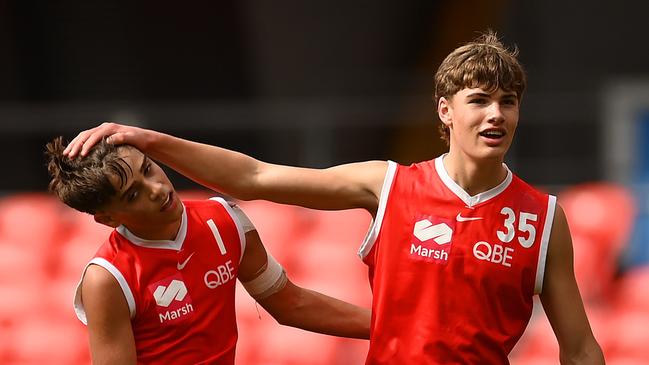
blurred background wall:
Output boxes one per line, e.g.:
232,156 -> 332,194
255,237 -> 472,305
3,0 -> 648,191
1,0 -> 648,364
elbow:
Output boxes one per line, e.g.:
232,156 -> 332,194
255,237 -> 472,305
272,299 -> 307,327
226,174 -> 264,201
232,188 -> 257,202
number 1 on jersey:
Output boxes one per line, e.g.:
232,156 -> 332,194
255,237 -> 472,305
207,219 -> 228,255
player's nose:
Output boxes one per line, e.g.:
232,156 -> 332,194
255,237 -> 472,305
147,181 -> 167,200
487,103 -> 505,124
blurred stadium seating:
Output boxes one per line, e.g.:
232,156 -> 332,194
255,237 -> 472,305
3,187 -> 648,364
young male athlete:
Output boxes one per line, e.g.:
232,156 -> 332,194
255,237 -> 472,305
46,137 -> 370,365
64,32 -> 605,364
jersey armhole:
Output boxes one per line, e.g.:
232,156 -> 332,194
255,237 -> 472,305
74,257 -> 137,325
209,197 -> 249,263
358,160 -> 397,260
534,194 -> 557,294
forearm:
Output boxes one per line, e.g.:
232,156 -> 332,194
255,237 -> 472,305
144,130 -> 263,200
259,281 -> 371,339
146,131 -> 382,211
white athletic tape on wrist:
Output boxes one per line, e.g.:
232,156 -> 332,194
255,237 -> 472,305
242,253 -> 287,300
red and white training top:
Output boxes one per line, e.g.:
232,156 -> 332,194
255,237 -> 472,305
358,156 -> 556,365
74,197 -> 246,365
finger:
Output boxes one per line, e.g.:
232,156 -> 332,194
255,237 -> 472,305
80,131 -> 108,157
65,130 -> 93,158
62,135 -> 79,156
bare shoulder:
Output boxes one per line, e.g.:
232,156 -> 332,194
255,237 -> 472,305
549,203 -> 571,253
82,264 -> 130,319
544,203 -> 575,281
83,264 -> 120,292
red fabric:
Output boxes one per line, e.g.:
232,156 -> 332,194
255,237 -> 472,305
363,159 -> 553,364
92,199 -> 242,365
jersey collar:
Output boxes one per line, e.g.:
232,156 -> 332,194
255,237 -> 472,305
116,203 -> 188,251
435,154 -> 512,207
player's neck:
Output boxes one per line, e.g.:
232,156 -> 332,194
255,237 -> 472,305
124,219 -> 182,241
442,152 -> 508,196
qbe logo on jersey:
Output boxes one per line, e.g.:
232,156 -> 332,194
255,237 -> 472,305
409,215 -> 455,264
149,273 -> 195,324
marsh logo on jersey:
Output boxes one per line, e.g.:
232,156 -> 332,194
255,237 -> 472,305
149,273 -> 195,324
409,216 -> 454,264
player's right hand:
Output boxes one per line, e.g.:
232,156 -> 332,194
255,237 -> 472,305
63,122 -> 145,158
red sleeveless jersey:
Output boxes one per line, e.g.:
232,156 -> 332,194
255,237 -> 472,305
359,156 -> 556,364
74,197 -> 246,365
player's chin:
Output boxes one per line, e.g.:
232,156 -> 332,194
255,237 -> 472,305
478,145 -> 510,160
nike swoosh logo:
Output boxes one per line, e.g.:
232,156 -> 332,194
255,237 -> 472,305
177,252 -> 195,270
456,213 -> 483,222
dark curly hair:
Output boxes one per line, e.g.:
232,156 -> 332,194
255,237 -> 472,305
45,137 -> 133,214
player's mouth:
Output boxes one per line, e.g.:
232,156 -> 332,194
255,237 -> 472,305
160,191 -> 176,212
479,128 -> 507,145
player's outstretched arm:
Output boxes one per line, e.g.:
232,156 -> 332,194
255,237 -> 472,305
81,265 -> 137,365
539,205 -> 605,365
63,122 -> 386,213
259,280 -> 371,339
238,229 -> 370,339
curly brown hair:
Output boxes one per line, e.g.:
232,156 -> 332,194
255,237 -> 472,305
45,137 -> 133,214
434,31 -> 526,145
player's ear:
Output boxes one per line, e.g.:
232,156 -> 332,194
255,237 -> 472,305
438,96 -> 453,127
94,211 -> 120,228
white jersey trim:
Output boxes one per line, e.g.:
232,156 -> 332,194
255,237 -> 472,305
358,161 -> 397,260
74,257 -> 137,325
435,154 -> 513,207
535,195 -> 557,294
210,197 -> 248,262
116,204 -> 188,251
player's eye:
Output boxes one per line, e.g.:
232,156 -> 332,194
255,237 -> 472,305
144,163 -> 151,175
128,190 -> 138,202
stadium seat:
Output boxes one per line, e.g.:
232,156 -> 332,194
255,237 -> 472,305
559,182 -> 635,249
0,193 -> 70,245
11,314 -> 89,365
611,266 -> 649,313
55,210 -> 112,281
604,309 -> 649,360
558,182 -> 635,302
250,320 -> 339,365
237,200 -> 313,271
0,238 -> 46,288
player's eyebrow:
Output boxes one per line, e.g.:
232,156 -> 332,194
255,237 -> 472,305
465,91 -> 518,101
118,154 -> 147,201
465,92 -> 491,98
